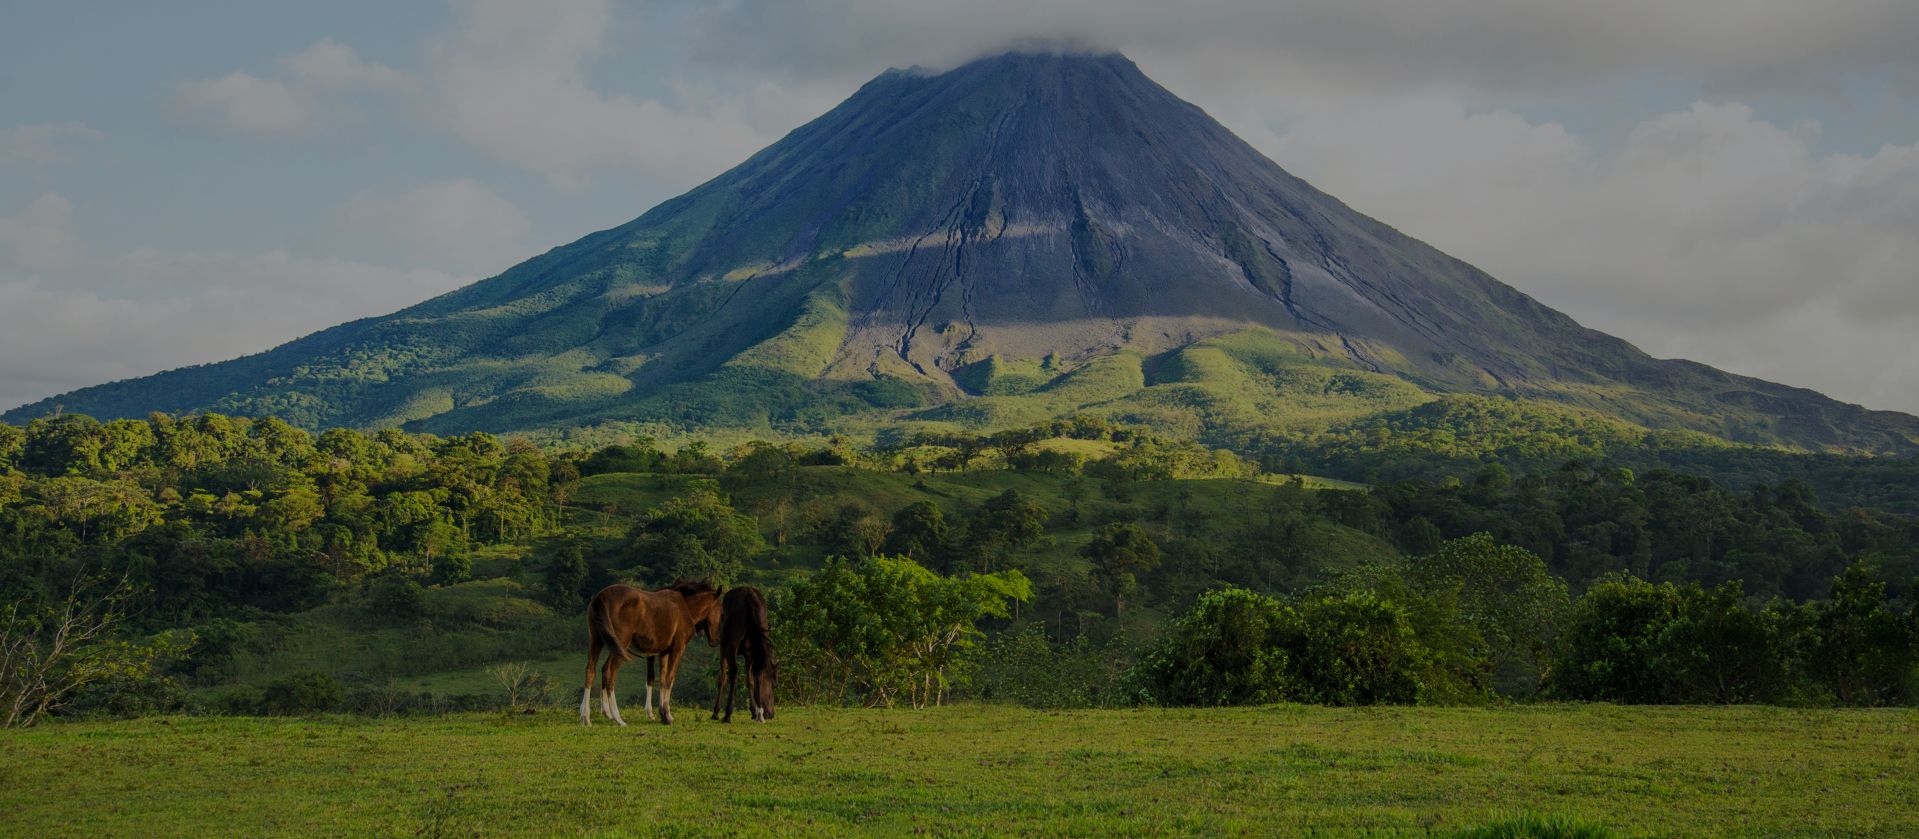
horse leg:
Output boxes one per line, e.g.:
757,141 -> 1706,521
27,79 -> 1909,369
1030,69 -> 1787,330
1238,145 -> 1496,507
750,662 -> 764,723
723,653 -> 740,723
580,632 -> 601,726
657,649 -> 678,726
711,651 -> 727,721
601,656 -> 628,727
644,656 -> 657,721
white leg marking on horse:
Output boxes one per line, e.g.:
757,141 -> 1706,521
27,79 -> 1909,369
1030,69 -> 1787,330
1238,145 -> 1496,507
609,691 -> 627,726
580,689 -> 592,725
645,682 -> 656,720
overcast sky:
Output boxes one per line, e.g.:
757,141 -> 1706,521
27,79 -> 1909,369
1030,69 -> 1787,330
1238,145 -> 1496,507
4,0 -> 1918,414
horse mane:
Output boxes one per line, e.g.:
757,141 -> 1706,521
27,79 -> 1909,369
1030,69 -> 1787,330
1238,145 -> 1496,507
668,578 -> 719,597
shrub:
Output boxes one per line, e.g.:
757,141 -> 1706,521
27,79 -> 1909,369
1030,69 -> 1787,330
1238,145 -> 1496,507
1127,588 -> 1296,706
1129,588 -> 1457,706
429,553 -> 473,586
368,576 -> 426,621
971,625 -> 1126,708
261,671 -> 344,714
1549,577 -> 1788,704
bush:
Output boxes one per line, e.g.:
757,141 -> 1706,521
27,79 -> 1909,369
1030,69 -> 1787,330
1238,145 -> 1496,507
971,625 -> 1125,708
429,553 -> 473,586
68,672 -> 188,718
1127,588 -> 1296,706
261,671 -> 344,714
1129,588 -> 1460,706
368,576 -> 426,621
1549,578 -> 1788,704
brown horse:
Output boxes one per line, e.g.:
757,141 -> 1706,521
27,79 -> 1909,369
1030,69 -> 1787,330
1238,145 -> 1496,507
580,580 -> 722,726
711,586 -> 776,723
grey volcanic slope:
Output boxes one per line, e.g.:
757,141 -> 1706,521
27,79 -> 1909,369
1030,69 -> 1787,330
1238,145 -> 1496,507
8,51 -> 1916,451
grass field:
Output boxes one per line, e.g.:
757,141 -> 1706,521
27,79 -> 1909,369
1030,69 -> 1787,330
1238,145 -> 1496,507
5,704 -> 1914,837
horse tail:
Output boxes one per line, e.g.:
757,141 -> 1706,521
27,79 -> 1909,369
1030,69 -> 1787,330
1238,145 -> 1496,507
591,594 -> 634,664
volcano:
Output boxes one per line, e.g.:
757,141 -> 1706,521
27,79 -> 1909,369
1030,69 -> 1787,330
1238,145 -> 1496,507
8,51 -> 1916,452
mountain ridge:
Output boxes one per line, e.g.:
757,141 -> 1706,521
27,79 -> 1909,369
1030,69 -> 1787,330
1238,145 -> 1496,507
8,50 -> 1917,454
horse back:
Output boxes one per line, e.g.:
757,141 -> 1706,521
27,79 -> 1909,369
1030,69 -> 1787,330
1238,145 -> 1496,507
588,584 -> 687,658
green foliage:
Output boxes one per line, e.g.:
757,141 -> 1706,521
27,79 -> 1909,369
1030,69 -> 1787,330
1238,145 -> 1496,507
1126,588 -> 1296,707
1338,533 -> 1569,696
429,552 -> 473,586
775,555 -> 1031,708
1,577 -> 193,726
367,576 -> 426,622
881,500 -> 948,565
1130,587 -> 1463,707
1797,564 -> 1919,705
622,485 -> 764,585
536,534 -> 592,608
958,489 -> 1048,572
1551,577 -> 1794,704
259,671 -> 345,715
1349,464 -> 1919,601
1081,521 -> 1160,616
0,413 -> 564,628
970,624 -> 1126,709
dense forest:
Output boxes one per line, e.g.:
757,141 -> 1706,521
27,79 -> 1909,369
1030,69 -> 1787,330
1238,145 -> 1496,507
1,411 -> 1915,725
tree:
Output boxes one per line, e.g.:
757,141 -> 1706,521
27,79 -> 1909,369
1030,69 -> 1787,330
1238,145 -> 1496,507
882,501 -> 949,565
1549,576 -> 1788,704
1082,522 -> 1160,616
2,577 -> 191,727
963,489 -> 1048,572
429,552 -> 473,586
1342,533 -> 1569,697
1800,563 -> 1917,706
1127,587 -> 1296,707
1285,592 -> 1439,705
816,504 -> 889,559
625,486 -> 764,585
368,576 -> 425,621
776,555 -> 1031,708
539,534 -> 593,607
1129,587 -> 1449,707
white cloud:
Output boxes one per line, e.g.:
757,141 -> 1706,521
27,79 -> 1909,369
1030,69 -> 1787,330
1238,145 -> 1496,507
281,38 -> 411,90
0,248 -> 468,411
687,0 -> 1919,103
333,179 -> 529,274
0,122 -> 105,167
0,193 -> 80,272
169,40 -> 411,136
422,0 -> 774,186
1261,97 -> 1919,412
170,72 -> 314,134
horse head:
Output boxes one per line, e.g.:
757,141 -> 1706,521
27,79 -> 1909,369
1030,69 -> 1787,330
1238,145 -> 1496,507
669,578 -> 725,644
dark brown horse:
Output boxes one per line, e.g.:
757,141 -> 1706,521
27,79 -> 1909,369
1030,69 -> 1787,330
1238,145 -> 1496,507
711,586 -> 776,723
580,580 -> 722,726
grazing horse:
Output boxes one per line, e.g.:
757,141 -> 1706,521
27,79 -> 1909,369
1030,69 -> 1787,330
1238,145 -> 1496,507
580,580 -> 722,726
711,586 -> 776,723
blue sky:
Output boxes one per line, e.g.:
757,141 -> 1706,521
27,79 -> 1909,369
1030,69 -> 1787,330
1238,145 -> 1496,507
4,0 -> 1918,413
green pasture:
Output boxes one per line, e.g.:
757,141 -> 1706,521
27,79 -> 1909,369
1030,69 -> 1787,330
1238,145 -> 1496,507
5,704 -> 1913,837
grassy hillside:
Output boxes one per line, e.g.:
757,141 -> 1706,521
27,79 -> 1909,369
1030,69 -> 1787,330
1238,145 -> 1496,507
8,705 -> 1915,837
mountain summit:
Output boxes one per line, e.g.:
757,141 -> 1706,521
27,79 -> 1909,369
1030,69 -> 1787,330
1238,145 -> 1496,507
9,51 -> 1916,451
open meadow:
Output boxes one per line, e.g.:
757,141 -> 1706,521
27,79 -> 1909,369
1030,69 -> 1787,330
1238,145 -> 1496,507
4,704 -> 1915,838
